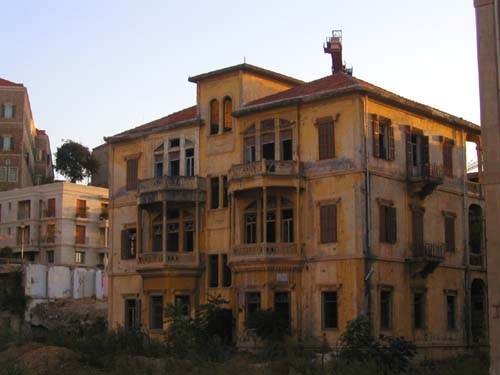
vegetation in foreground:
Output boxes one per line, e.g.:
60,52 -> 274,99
0,302 -> 488,375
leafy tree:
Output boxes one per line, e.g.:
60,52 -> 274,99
55,140 -> 99,183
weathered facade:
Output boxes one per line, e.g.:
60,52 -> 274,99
474,0 -> 500,373
106,52 -> 486,356
0,78 -> 54,190
0,182 -> 109,267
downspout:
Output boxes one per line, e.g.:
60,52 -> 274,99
362,95 -> 373,323
462,128 -> 471,348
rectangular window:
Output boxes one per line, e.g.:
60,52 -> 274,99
175,295 -> 191,317
169,151 -> 180,176
152,224 -> 162,252
2,135 -> 13,151
167,223 -> 179,252
150,295 -> 164,330
46,224 -> 55,243
126,158 -> 139,190
183,221 -> 194,252
210,177 -> 219,209
154,154 -> 163,178
76,199 -> 87,218
266,211 -> 276,243
47,198 -> 56,217
320,204 -> 337,243
7,167 -> 18,182
47,250 -> 54,264
209,254 -> 219,288
121,228 -> 136,260
379,205 -> 397,243
282,209 -> 294,243
125,299 -> 141,331
2,104 -> 14,119
18,200 -> 30,220
413,292 -> 425,329
185,148 -> 194,176
322,291 -> 338,329
16,225 -> 30,245
222,176 -> 228,208
318,118 -> 335,160
262,135 -> 275,161
373,117 -> 395,161
445,216 -> 455,252
245,213 -> 257,244
443,140 -> 453,178
280,130 -> 293,160
244,137 -> 256,163
169,138 -> 180,148
75,225 -> 86,244
222,254 -> 231,287
447,294 -> 456,330
75,251 -> 85,264
245,292 -> 261,318
274,292 -> 291,330
412,209 -> 424,256
380,290 -> 392,329
0,167 -> 6,181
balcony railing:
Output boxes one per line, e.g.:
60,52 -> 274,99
467,181 -> 483,198
137,251 -> 196,266
228,160 -> 300,180
232,242 -> 300,258
139,175 -> 207,195
411,242 -> 445,261
408,163 -> 443,181
469,252 -> 484,267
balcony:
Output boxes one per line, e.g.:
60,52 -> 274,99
228,160 -> 304,193
467,181 -> 483,199
408,163 -> 443,199
230,242 -> 303,263
138,176 -> 207,205
136,251 -> 197,271
408,242 -> 445,277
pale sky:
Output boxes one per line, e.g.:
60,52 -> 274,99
1,0 -> 480,158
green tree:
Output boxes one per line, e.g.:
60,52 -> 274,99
55,140 -> 99,183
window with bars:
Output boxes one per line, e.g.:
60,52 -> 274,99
126,158 -> 139,190
320,204 -> 337,243
317,117 -> 335,160
379,204 -> 397,243
322,291 -> 338,329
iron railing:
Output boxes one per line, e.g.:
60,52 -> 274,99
232,242 -> 299,257
228,160 -> 300,180
411,242 -> 445,260
139,175 -> 207,194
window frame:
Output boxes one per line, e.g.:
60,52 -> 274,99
319,203 -> 338,244
75,250 -> 85,264
149,295 -> 164,330
322,291 -> 339,329
380,289 -> 393,330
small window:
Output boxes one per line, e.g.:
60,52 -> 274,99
447,294 -> 456,330
320,204 -> 337,243
445,216 -> 455,252
322,291 -> 338,329
245,292 -> 261,319
380,290 -> 392,329
210,99 -> 220,135
414,292 -> 425,329
7,167 -> 18,182
150,295 -> 164,330
222,254 -> 231,287
209,254 -> 219,288
222,176 -> 228,208
223,97 -> 232,132
126,158 -> 139,191
210,177 -> 220,209
169,138 -> 180,148
185,148 -> 195,176
76,199 -> 87,218
167,223 -> 179,252
317,118 -> 335,160
282,209 -> 294,243
379,205 -> 397,243
121,228 -> 136,260
75,225 -> 86,245
47,250 -> 54,264
125,299 -> 141,331
75,251 -> 85,264
175,295 -> 190,317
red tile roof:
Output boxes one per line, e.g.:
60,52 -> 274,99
107,105 -> 198,142
0,78 -> 24,88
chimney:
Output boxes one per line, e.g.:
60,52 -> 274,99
324,30 -> 344,74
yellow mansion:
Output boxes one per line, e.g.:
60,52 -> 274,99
105,41 -> 486,356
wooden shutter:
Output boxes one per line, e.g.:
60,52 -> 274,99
320,204 -> 337,243
126,158 -> 138,190
48,199 -> 55,217
121,229 -> 129,259
318,119 -> 335,160
443,140 -> 453,177
405,130 -> 413,177
421,136 -> 430,176
373,117 -> 380,158
387,126 -> 395,161
412,210 -> 424,255
445,217 -> 455,252
379,206 -> 387,242
389,206 -> 397,243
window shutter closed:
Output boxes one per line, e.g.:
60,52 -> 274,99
121,229 -> 129,259
387,127 -> 395,161
126,159 -> 138,190
320,204 -> 337,243
318,120 -> 335,160
389,206 -> 397,243
443,141 -> 453,177
379,206 -> 386,242
373,117 -> 380,158
412,210 -> 424,255
405,130 -> 413,177
421,136 -> 430,176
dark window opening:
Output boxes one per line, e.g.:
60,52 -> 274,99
222,176 -> 228,208
281,139 -> 293,160
150,296 -> 163,330
154,154 -> 163,178
167,223 -> 179,252
322,291 -> 338,329
125,299 -> 141,331
413,292 -> 425,329
266,211 -> 276,243
380,205 -> 397,244
169,153 -> 180,177
222,254 -> 231,287
245,292 -> 261,319
169,138 -> 180,148
209,254 -> 219,288
380,290 -> 392,329
126,158 -> 138,191
282,208 -> 294,243
445,216 -> 456,252
185,148 -> 194,176
262,142 -> 275,161
211,177 -> 220,209
274,292 -> 291,331
447,295 -> 456,330
175,295 -> 190,317
184,221 -> 194,252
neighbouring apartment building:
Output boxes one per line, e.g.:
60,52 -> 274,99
106,36 -> 486,356
474,0 -> 500,373
0,182 -> 109,268
0,78 -> 54,190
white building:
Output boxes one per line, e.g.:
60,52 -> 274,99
0,182 -> 109,267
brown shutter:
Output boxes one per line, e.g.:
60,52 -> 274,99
126,159 -> 138,190
387,126 -> 395,161
318,121 -> 335,160
412,210 -> 424,256
261,133 -> 275,144
389,206 -> 397,243
320,204 -> 337,243
318,123 -> 328,160
244,137 -> 255,147
445,217 -> 455,252
280,129 -> 292,141
373,117 -> 380,158
320,206 -> 328,243
169,151 -> 180,160
405,130 -> 413,177
379,206 -> 386,242
121,229 -> 129,259
331,204 -> 337,242
443,141 -> 453,177
135,299 -> 142,328
421,136 -> 430,176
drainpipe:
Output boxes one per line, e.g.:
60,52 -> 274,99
362,95 -> 373,324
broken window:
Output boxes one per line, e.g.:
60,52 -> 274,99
150,295 -> 163,330
413,292 -> 425,329
210,99 -> 219,135
245,292 -> 261,319
379,204 -> 397,244
380,290 -> 392,329
282,208 -> 294,243
320,204 -> 337,243
125,299 -> 141,331
210,177 -> 220,209
223,97 -> 232,132
322,291 -> 338,329
446,294 -> 456,330
274,292 -> 291,331
121,228 -> 136,260
222,254 -> 231,287
209,254 -> 219,288
318,117 -> 335,160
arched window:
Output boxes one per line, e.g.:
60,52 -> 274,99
223,97 -> 232,132
210,99 -> 219,135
